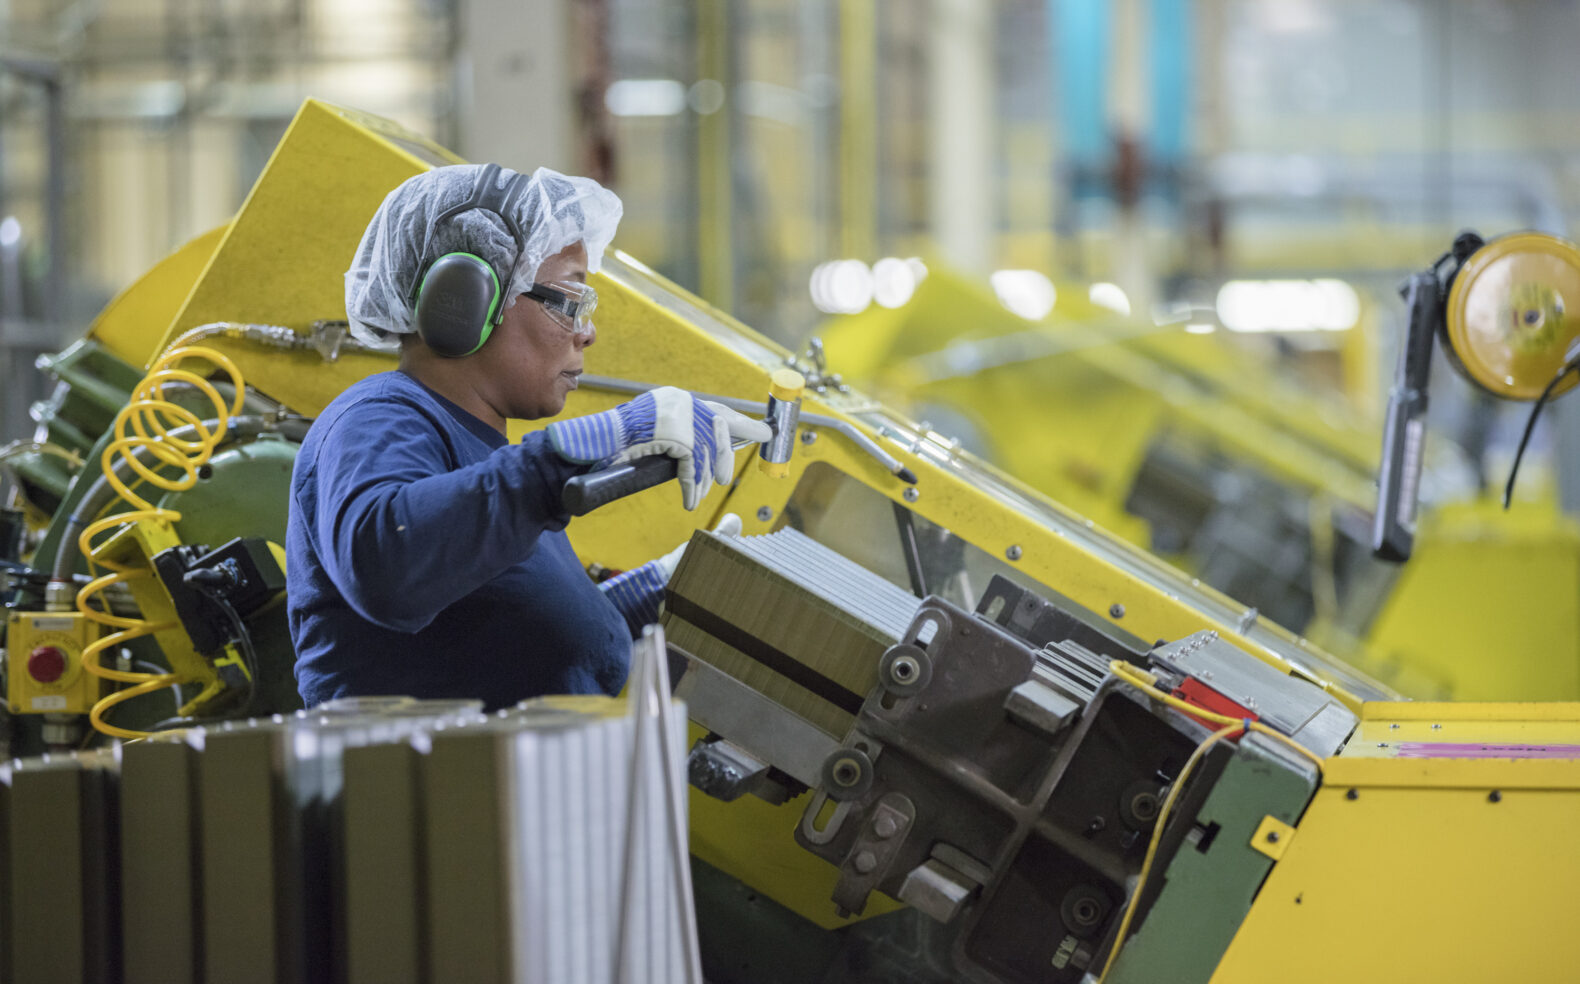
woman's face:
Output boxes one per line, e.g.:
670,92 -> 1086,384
487,242 -> 596,420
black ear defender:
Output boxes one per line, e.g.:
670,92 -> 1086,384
412,163 -> 531,358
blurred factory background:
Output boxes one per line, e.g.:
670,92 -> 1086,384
5,0 -> 1580,691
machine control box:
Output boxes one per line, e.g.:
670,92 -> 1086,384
6,611 -> 105,714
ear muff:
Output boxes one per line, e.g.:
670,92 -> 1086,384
414,252 -> 502,358
411,163 -> 530,358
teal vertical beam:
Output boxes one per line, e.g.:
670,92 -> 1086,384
1054,0 -> 1111,198
1149,0 -> 1190,168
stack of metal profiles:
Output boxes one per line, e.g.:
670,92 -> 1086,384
664,527 -> 921,739
0,680 -> 697,984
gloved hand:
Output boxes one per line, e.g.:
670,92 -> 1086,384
654,511 -> 742,580
600,513 -> 742,633
547,387 -> 772,510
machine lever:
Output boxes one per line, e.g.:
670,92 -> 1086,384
559,369 -> 806,516
561,455 -> 679,516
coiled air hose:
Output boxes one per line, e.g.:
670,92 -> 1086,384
72,343 -> 251,738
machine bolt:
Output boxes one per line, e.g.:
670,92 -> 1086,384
756,506 -> 773,522
1265,830 -> 1280,844
873,814 -> 900,839
853,851 -> 878,874
801,430 -> 818,445
1005,545 -> 1023,561
1488,790 -> 1503,804
1109,603 -> 1125,619
831,757 -> 862,787
889,655 -> 920,685
903,487 -> 920,502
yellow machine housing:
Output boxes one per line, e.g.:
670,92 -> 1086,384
815,269 -> 1580,701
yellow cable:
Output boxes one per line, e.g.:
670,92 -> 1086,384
1094,722 -> 1242,984
1108,660 -> 1328,773
76,343 -> 245,739
1093,660 -> 1328,983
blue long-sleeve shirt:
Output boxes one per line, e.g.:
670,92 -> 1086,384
287,370 -> 653,710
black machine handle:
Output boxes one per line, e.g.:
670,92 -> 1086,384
1372,233 -> 1483,562
560,456 -> 680,516
1371,270 -> 1441,562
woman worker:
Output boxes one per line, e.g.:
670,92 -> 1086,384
286,163 -> 769,709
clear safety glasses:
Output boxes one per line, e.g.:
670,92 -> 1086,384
523,280 -> 598,336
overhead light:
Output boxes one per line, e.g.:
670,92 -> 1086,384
1185,322 -> 1216,334
605,79 -> 687,117
736,81 -> 807,125
872,257 -> 917,308
990,270 -> 1056,321
688,79 -> 726,115
810,260 -> 874,315
1215,279 -> 1360,332
1088,282 -> 1131,316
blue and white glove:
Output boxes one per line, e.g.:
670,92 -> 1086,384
601,513 -> 742,632
546,387 -> 772,511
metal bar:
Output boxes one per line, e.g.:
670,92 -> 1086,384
673,655 -> 841,787
43,75 -> 66,330
577,374 -> 915,481
892,499 -> 928,598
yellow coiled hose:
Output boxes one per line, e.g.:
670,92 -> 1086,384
76,344 -> 246,739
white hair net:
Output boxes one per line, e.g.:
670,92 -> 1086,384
344,163 -> 623,343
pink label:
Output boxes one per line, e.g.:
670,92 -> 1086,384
1393,742 -> 1580,759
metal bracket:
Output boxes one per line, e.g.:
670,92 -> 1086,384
673,653 -> 840,788
1250,814 -> 1297,861
831,793 -> 916,916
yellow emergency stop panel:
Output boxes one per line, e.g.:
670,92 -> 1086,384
7,612 -> 105,714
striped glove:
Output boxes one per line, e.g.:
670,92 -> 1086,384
546,387 -> 771,511
600,514 -> 742,632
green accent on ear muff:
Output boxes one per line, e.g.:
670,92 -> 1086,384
410,163 -> 530,358
413,252 -> 503,358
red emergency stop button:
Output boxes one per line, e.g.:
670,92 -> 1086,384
27,646 -> 67,683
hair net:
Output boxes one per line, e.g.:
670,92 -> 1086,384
344,163 -> 623,343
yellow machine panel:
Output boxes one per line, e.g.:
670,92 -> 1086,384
1214,701 -> 1580,984
7,612 -> 104,714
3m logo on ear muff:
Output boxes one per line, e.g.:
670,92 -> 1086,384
412,164 -> 530,358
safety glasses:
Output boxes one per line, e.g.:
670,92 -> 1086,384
523,280 -> 598,336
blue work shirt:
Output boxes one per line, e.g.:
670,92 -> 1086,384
287,370 -> 631,710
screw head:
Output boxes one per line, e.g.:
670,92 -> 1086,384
1345,788 -> 1359,800
890,655 -> 919,683
1265,830 -> 1280,843
801,429 -> 818,445
873,814 -> 899,839
853,850 -> 878,874
1109,603 -> 1126,619
903,487 -> 920,502
756,506 -> 773,522
831,757 -> 861,787
1488,790 -> 1502,803
1005,545 -> 1023,561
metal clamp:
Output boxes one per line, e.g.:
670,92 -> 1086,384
831,793 -> 916,916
